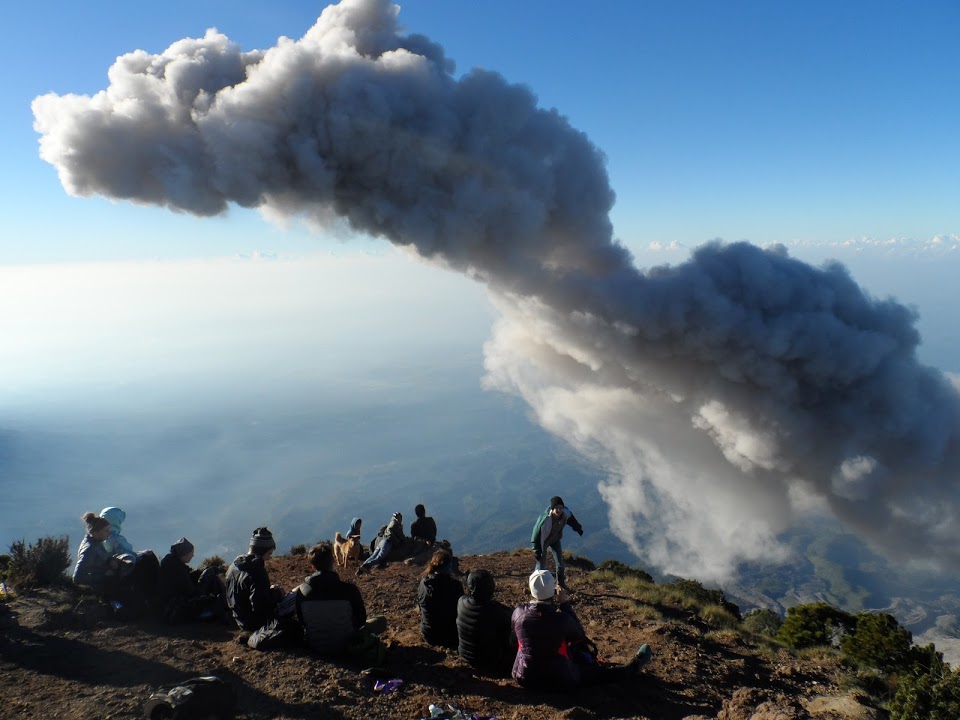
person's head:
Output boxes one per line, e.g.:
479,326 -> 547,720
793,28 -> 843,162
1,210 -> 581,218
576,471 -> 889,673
549,496 -> 565,517
466,569 -> 496,603
248,527 -> 277,559
170,537 -> 195,564
392,512 -> 403,523
307,541 -> 335,572
422,547 -> 454,578
414,504 -> 426,518
99,507 -> 126,529
529,568 -> 557,602
82,512 -> 111,540
350,518 -> 362,533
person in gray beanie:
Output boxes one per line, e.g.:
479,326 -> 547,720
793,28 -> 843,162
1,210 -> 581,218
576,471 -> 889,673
156,537 -> 227,624
225,527 -> 285,631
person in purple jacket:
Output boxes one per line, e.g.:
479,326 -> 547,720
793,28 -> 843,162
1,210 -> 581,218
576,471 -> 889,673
510,569 -> 651,690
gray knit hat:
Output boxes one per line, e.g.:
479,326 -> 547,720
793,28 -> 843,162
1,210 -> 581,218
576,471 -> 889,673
170,537 -> 195,558
249,527 -> 276,551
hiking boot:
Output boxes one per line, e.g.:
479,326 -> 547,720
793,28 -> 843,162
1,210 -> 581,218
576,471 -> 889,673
628,644 -> 652,673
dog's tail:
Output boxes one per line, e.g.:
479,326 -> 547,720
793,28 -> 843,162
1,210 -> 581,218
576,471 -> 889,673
335,532 -> 345,543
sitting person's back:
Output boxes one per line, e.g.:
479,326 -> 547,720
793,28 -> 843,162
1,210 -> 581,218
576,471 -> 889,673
457,569 -> 515,675
410,503 -> 437,544
73,512 -> 115,593
417,548 -> 464,649
296,542 -> 368,654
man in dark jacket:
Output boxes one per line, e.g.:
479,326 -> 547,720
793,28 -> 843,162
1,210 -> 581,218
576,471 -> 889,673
511,569 -> 651,690
225,527 -> 282,631
457,569 -> 515,676
295,541 -> 386,655
410,504 -> 438,544
156,537 -> 226,623
530,496 -> 584,592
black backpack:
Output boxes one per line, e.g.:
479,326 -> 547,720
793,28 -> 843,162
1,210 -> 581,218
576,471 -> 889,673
143,676 -> 236,719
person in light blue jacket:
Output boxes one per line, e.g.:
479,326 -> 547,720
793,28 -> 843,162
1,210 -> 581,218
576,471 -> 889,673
99,506 -> 160,599
99,507 -> 136,563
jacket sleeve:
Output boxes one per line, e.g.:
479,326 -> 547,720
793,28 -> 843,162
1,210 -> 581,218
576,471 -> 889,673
248,566 -> 276,620
530,510 -> 548,552
566,512 -> 584,536
348,583 -> 367,629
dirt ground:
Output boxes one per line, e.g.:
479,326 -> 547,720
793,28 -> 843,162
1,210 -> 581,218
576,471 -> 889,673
0,549 -> 884,720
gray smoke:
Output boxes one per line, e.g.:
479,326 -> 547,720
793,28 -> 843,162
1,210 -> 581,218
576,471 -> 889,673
33,0 -> 960,579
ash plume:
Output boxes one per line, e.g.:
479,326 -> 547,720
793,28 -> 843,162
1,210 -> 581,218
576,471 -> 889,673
33,0 -> 960,579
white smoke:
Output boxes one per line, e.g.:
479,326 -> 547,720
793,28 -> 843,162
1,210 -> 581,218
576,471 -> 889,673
32,0 -> 960,579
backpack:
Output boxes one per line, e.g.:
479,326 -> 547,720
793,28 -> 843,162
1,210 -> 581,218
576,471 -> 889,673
345,629 -> 388,667
143,676 -> 236,719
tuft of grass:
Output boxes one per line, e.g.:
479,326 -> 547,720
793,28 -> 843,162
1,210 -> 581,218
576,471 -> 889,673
290,544 -> 307,556
200,555 -> 227,574
700,603 -> 740,630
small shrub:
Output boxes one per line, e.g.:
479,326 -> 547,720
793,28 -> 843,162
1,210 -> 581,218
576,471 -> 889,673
290,544 -> 307,556
841,611 -> 914,673
777,602 -> 855,649
200,555 -> 227,574
701,603 -> 740,629
890,652 -> 960,720
596,559 -> 654,583
0,553 -> 12,582
742,608 -> 783,637
666,578 -> 741,620
7,536 -> 72,591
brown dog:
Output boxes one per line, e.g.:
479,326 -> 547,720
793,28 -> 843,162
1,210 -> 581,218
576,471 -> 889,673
334,532 -> 362,569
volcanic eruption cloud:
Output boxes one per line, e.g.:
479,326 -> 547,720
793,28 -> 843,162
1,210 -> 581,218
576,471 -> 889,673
33,0 -> 960,579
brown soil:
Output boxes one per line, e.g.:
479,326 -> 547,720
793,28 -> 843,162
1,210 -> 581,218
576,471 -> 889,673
0,550 -> 884,720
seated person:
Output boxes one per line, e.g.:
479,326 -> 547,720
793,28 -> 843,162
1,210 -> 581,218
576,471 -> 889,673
225,527 -> 284,631
292,541 -> 387,655
457,569 -> 516,676
417,548 -> 464,649
156,537 -> 227,624
357,512 -> 405,574
73,512 -> 119,594
410,504 -> 438,544
511,569 -> 651,690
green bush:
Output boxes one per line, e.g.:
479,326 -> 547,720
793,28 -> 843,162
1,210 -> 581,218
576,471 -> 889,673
7,536 -> 72,590
841,612 -> 914,673
777,602 -> 855,649
890,652 -> 960,720
596,559 -> 654,583
290,544 -> 307,556
742,607 -> 783,637
666,578 -> 741,621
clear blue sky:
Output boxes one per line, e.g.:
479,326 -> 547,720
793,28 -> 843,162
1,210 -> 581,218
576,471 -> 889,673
4,0 -> 958,263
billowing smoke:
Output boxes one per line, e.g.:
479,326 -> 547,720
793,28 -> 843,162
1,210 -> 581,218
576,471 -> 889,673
33,0 -> 960,579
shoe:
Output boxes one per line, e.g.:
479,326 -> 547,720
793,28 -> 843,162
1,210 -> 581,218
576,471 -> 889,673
355,566 -> 367,576
628,644 -> 652,673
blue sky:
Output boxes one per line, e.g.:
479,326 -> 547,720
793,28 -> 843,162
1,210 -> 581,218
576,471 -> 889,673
5,1 -> 958,263
3,1 -> 959,573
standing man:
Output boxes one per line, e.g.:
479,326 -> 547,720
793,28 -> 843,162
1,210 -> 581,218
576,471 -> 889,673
531,496 -> 583,593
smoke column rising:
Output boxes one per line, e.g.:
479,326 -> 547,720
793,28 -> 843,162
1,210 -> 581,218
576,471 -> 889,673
33,0 -> 960,578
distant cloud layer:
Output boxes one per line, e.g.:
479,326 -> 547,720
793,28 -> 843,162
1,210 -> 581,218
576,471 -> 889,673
32,0 -> 960,579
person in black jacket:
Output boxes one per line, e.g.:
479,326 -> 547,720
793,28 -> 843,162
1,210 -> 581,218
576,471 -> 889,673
410,504 -> 437,544
156,537 -> 227,624
225,527 -> 284,631
416,548 -> 464,649
457,569 -> 515,676
295,541 -> 387,655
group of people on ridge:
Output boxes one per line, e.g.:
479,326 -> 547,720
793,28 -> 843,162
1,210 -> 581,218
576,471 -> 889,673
72,496 -> 652,691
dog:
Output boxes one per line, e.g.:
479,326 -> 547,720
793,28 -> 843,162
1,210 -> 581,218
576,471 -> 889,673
334,532 -> 362,569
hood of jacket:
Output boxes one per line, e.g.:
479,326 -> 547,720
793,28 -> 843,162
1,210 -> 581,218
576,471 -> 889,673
100,507 -> 126,531
349,518 -> 362,536
231,553 -> 265,573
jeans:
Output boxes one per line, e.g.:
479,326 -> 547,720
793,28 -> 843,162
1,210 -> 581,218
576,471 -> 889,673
361,538 -> 393,568
546,540 -> 566,589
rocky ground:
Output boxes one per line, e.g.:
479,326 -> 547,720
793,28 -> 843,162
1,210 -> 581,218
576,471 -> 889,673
0,549 -> 887,719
